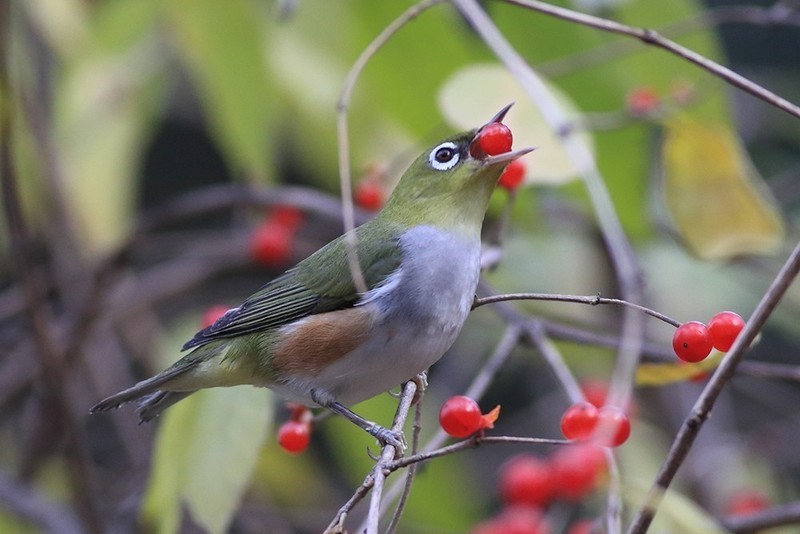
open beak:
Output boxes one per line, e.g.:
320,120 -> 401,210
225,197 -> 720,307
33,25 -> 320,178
482,146 -> 536,167
471,102 -> 536,166
486,102 -> 515,125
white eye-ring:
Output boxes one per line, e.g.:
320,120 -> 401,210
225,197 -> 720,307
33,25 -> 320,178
428,142 -> 460,171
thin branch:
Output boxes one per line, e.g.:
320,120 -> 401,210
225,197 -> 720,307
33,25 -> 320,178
474,292 -> 682,328
503,0 -> 800,120
523,321 -> 585,404
628,239 -> 800,533
336,0 -> 445,294
475,281 -> 584,404
365,379 -> 418,534
329,432 -> 567,533
537,2 -> 800,78
360,318 -> 524,529
722,500 -> 800,533
465,324 -> 523,401
477,281 -> 624,533
324,482 -> 374,534
453,0 -> 645,450
385,383 -> 426,534
390,435 -> 567,471
326,379 -> 419,534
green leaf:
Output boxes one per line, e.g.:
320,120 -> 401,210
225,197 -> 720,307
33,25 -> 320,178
167,0 -> 274,179
141,386 -> 271,534
55,43 -> 165,249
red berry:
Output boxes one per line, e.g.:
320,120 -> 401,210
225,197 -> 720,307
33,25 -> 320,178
560,402 -> 599,441
277,421 -> 311,454
355,180 -> 385,211
269,205 -> 304,230
707,311 -> 745,352
471,519 -> 508,534
551,444 -> 606,501
724,490 -> 770,516
439,395 -> 483,438
498,506 -> 550,534
580,379 -> 609,408
593,406 -> 631,447
566,519 -> 596,534
474,122 -> 513,157
626,86 -> 660,116
200,304 -> 229,329
472,506 -> 550,534
249,220 -> 293,267
672,321 -> 713,363
286,403 -> 311,423
498,160 -> 526,190
498,454 -> 555,507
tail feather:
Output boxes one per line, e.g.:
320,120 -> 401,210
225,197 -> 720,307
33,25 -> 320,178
90,361 -> 198,416
136,391 -> 193,423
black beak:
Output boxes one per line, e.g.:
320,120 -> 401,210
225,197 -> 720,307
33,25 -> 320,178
486,102 -> 514,125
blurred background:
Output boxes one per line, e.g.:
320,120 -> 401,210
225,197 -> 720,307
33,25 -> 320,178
2,0 -> 800,532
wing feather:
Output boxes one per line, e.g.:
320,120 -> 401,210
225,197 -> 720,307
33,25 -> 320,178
181,221 -> 404,350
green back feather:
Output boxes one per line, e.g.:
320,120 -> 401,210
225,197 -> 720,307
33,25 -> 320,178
181,221 -> 404,350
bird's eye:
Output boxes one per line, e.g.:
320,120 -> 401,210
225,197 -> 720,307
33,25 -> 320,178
428,142 -> 460,171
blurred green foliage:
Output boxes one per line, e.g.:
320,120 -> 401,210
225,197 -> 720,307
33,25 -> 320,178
4,0 -> 800,532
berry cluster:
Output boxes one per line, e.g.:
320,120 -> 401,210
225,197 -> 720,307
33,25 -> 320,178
474,445 -> 607,533
560,402 -> 631,447
672,311 -> 745,363
439,395 -> 500,438
277,404 -> 313,454
469,381 -> 625,533
248,205 -> 304,267
561,379 -> 633,447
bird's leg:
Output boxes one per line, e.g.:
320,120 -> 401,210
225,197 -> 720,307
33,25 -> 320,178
410,371 -> 427,405
311,390 -> 406,451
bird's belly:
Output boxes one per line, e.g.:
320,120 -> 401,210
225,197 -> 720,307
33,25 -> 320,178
315,317 -> 461,406
272,225 -> 480,407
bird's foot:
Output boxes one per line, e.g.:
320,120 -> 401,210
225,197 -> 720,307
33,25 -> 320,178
367,424 -> 406,452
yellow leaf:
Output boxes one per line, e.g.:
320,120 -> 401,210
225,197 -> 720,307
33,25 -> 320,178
438,64 -> 593,185
662,117 -> 784,260
636,352 -> 722,386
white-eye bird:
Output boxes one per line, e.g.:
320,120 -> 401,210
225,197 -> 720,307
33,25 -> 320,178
91,104 -> 533,449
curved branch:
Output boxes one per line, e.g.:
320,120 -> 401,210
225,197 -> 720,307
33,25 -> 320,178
503,0 -> 800,119
473,292 -> 682,327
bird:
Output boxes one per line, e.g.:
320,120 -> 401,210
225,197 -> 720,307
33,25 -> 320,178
91,104 -> 533,450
